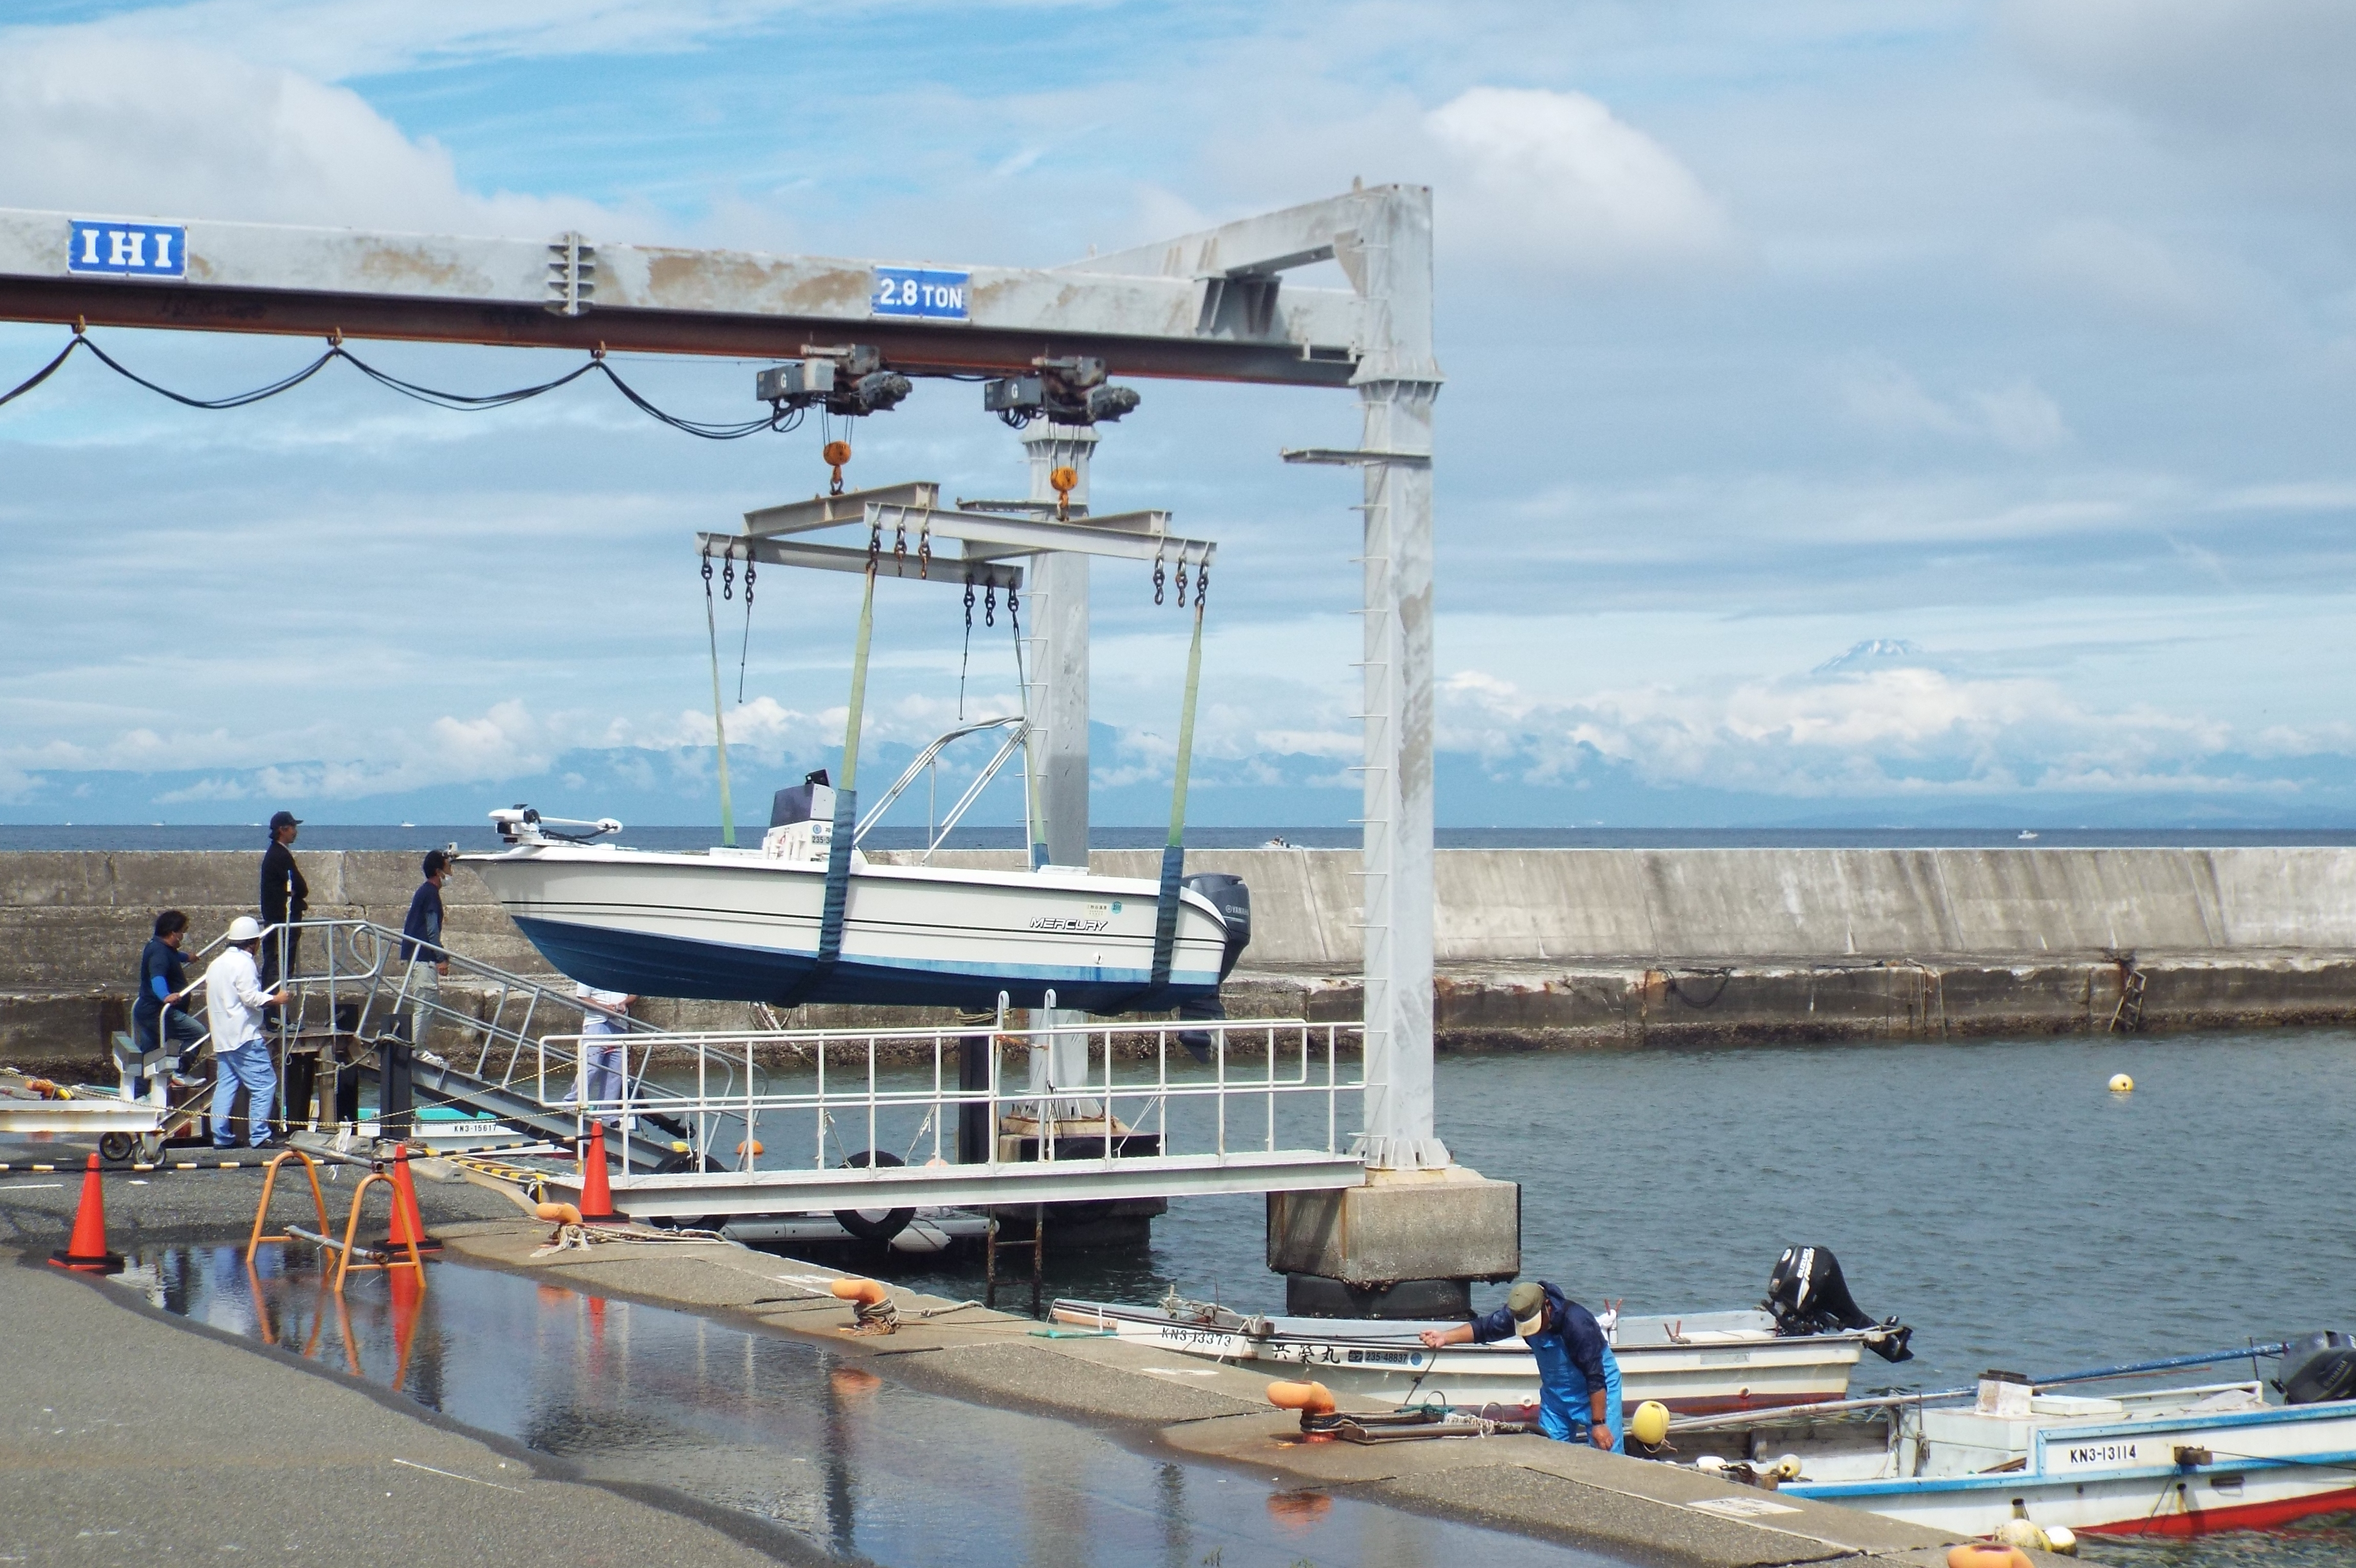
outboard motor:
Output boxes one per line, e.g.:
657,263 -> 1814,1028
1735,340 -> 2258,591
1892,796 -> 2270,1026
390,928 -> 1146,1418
1765,1245 -> 1914,1362
1174,874 -> 1251,1060
2277,1331 -> 2356,1405
771,769 -> 832,827
1184,873 -> 1251,980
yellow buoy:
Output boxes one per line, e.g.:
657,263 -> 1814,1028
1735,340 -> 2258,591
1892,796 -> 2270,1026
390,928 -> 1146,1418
2108,1073 -> 2134,1093
1630,1400 -> 1672,1447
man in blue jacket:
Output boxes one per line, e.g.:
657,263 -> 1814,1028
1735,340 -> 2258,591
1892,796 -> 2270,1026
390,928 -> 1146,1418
1421,1281 -> 1624,1449
129,910 -> 204,1101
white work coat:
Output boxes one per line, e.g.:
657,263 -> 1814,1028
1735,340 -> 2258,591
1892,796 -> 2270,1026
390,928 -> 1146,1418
204,945 -> 273,1052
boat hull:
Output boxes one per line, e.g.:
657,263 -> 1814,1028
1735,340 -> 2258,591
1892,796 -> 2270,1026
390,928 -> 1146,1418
1050,1301 -> 1863,1417
466,846 -> 1231,1010
1783,1394 -> 2356,1539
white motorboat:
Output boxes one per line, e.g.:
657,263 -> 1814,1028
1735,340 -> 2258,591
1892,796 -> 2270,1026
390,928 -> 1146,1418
1053,1245 -> 1915,1420
1051,1296 -> 1894,1417
1676,1335 -> 2356,1541
462,769 -> 1245,1012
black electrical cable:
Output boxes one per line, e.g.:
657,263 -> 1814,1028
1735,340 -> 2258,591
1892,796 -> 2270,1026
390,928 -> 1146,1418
0,328 -> 789,440
0,335 -> 86,407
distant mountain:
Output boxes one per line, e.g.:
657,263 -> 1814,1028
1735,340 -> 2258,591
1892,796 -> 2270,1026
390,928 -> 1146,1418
1811,638 -> 1927,676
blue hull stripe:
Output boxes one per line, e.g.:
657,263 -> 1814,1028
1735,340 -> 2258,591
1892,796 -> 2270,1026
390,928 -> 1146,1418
513,915 -> 1221,1011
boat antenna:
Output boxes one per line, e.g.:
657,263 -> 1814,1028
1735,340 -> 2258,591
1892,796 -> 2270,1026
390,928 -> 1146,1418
701,540 -> 738,847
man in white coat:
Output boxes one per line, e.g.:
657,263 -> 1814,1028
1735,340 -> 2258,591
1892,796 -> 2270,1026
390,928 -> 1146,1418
206,916 -> 289,1150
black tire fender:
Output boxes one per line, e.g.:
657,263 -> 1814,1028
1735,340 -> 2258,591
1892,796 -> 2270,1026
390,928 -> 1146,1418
833,1149 -> 914,1242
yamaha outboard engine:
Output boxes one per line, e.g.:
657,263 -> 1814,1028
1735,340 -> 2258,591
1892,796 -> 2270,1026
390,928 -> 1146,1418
1174,873 -> 1251,1060
2277,1331 -> 2356,1405
1765,1245 -> 1914,1362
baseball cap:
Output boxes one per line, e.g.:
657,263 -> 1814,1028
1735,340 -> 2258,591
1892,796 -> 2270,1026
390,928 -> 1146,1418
1507,1281 -> 1547,1338
226,915 -> 264,944
269,810 -> 302,830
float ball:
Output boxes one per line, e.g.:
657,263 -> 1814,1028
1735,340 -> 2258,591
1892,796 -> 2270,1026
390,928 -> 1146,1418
1631,1400 -> 1672,1447
2108,1073 -> 2133,1093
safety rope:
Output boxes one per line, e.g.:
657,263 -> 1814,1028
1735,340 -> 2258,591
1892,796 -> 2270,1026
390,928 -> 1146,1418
0,328 -> 786,439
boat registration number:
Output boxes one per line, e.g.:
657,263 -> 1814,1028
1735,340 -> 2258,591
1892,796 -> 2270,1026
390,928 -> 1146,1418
2052,1439 -> 2143,1470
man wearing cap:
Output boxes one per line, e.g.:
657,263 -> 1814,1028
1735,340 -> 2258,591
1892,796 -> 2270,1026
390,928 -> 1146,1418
204,916 -> 290,1150
258,811 -> 310,1135
259,811 -> 308,982
1421,1281 -> 1624,1450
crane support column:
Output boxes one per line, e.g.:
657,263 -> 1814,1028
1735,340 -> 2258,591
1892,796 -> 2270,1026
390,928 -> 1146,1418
1265,184 -> 1518,1318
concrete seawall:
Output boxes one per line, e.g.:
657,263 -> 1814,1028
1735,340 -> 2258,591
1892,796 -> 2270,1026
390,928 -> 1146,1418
8,846 -> 2356,1061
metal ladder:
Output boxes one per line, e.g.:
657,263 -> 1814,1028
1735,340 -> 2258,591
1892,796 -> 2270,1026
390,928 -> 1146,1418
2108,966 -> 2147,1033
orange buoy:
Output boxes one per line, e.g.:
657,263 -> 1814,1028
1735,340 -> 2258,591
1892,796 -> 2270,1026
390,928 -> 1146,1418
1266,1380 -> 1336,1417
535,1201 -> 584,1226
1946,1545 -> 2032,1568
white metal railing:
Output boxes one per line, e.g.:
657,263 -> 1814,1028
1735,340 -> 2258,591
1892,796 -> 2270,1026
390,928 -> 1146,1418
535,998 -> 1365,1184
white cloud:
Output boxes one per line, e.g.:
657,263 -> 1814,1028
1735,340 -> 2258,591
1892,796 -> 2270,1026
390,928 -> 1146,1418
0,31 -> 621,233
1437,654 -> 2258,801
1833,356 -> 2070,452
1426,86 -> 1731,274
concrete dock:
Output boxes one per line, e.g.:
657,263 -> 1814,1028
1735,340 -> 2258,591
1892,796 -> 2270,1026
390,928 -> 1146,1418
0,1162 -> 2050,1567
9,845 -> 2356,1065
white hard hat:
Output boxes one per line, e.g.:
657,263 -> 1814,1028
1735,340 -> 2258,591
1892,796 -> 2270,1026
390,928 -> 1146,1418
226,915 -> 264,944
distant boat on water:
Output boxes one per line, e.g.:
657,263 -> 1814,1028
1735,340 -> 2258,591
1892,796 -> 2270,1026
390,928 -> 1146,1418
2018,830 -> 2039,840
399,821 -> 416,829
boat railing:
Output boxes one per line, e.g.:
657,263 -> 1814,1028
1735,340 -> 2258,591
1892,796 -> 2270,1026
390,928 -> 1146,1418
532,1006 -> 1365,1182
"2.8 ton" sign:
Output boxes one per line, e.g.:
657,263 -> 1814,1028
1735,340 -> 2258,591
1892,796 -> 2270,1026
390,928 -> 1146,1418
871,266 -> 969,321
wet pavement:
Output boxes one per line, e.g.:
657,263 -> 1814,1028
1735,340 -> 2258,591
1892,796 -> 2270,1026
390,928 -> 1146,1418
117,1242 -> 1627,1568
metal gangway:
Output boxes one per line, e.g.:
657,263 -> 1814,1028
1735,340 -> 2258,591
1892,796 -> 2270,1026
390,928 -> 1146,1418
531,1010 -> 1370,1218
145,917 -> 698,1172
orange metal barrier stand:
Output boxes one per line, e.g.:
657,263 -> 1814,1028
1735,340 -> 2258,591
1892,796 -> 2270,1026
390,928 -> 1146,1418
334,1169 -> 427,1294
245,1148 -> 332,1264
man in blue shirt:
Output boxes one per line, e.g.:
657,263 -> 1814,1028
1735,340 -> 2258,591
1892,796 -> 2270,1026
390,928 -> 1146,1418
1422,1280 -> 1625,1450
129,910 -> 204,1101
385,849 -> 453,1139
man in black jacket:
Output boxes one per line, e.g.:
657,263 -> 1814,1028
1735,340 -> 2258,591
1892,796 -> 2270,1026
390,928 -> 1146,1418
259,810 -> 309,1133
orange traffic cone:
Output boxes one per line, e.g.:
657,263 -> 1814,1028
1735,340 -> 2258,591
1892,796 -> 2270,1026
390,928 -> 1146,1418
577,1121 -> 620,1224
378,1146 -> 442,1253
50,1153 -> 124,1273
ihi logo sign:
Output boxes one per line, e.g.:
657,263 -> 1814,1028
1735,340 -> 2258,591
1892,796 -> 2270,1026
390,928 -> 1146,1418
68,221 -> 188,279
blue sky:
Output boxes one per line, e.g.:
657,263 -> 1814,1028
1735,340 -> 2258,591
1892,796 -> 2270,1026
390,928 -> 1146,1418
4,1 -> 2355,827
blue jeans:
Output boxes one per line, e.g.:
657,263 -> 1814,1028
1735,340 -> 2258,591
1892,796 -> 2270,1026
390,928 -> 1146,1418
211,1038 -> 277,1148
565,1036 -> 624,1116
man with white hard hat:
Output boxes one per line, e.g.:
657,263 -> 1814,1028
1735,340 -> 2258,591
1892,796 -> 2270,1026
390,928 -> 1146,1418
1421,1280 -> 1625,1450
204,915 -> 290,1150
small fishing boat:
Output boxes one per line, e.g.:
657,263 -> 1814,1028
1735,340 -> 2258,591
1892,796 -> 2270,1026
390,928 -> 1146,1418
1668,1334 -> 2356,1541
1053,1246 -> 1914,1419
463,739 -> 1247,1011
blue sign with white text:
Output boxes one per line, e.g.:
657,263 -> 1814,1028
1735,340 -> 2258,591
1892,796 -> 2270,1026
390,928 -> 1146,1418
871,266 -> 969,321
68,221 -> 188,279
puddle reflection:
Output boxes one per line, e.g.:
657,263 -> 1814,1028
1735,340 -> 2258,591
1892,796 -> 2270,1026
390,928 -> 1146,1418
114,1245 -> 1621,1568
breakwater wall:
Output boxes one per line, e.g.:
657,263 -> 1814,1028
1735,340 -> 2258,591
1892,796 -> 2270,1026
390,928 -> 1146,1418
6,846 -> 2356,1063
